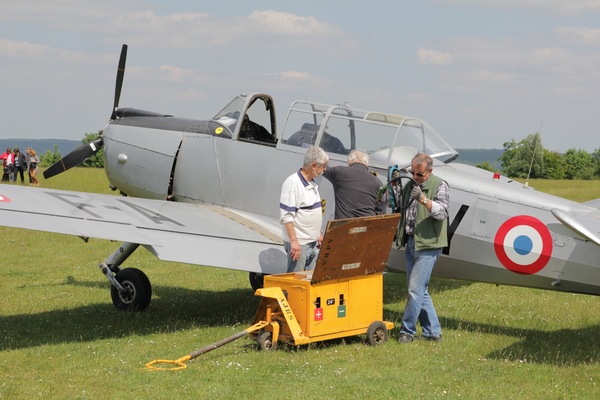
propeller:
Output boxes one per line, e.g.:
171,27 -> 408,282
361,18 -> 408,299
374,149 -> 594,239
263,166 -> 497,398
111,44 -> 128,121
43,44 -> 128,180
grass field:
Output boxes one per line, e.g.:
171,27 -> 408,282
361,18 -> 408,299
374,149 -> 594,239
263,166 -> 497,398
1,170 -> 600,399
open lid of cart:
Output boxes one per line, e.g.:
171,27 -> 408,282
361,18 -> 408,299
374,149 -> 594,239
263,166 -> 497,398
310,213 -> 401,283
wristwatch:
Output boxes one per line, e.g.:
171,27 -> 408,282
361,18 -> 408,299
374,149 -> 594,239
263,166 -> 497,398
421,197 -> 429,205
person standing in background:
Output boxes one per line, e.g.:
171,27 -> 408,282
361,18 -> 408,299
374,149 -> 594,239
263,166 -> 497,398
28,148 -> 41,187
1,148 -> 15,182
13,148 -> 27,184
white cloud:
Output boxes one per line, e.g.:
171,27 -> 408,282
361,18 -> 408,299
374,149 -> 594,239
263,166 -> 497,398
156,65 -> 211,84
418,36 -> 600,77
417,48 -> 453,65
555,26 -> 600,46
0,3 -> 360,55
0,39 -> 50,59
0,39 -> 108,64
412,33 -> 600,120
0,0 -> 136,26
404,94 -> 447,104
267,71 -> 315,79
434,0 -> 600,16
262,71 -> 343,92
249,11 -> 341,36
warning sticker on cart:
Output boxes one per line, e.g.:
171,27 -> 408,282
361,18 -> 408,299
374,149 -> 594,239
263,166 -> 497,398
342,262 -> 361,270
314,308 -> 324,321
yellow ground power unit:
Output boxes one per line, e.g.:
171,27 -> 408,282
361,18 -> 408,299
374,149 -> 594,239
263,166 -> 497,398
250,213 -> 400,350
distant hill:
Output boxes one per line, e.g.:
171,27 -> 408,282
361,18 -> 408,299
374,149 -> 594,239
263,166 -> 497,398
455,148 -> 504,170
0,139 -> 80,157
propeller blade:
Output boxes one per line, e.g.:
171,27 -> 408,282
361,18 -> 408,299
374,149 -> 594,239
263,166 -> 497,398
42,138 -> 103,179
110,44 -> 128,120
45,45 -> 126,180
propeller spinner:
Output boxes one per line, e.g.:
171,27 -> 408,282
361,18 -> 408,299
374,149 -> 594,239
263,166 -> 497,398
43,44 -> 128,180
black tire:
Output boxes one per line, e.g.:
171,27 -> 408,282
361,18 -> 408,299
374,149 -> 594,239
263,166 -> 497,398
249,272 -> 266,291
366,321 -> 388,346
110,268 -> 152,311
257,331 -> 277,351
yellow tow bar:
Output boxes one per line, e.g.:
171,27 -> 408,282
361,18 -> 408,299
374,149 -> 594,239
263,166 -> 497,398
144,321 -> 269,371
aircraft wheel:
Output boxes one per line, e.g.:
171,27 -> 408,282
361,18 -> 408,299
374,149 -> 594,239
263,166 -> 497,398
249,272 -> 266,291
110,268 -> 152,311
257,331 -> 277,351
366,321 -> 388,346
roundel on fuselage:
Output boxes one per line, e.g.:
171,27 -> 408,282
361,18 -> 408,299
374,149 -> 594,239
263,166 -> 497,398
494,215 -> 553,275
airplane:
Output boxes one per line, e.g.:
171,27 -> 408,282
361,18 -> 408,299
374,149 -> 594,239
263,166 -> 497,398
1,44 -> 599,313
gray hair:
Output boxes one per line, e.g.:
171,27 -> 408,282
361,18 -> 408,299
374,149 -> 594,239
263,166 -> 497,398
412,153 -> 433,170
303,146 -> 329,167
348,149 -> 369,166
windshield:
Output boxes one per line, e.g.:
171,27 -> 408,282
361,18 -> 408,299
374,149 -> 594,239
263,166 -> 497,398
213,96 -> 245,133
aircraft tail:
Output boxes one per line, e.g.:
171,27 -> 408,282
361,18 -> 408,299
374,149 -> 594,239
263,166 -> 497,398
581,198 -> 600,209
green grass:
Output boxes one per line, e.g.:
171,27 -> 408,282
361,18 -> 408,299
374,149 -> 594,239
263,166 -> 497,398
526,179 -> 600,203
2,170 -> 600,399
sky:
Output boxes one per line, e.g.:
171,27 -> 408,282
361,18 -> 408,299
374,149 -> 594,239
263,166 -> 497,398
1,0 -> 599,153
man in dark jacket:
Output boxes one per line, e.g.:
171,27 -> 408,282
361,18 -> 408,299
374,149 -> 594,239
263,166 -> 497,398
322,150 -> 385,220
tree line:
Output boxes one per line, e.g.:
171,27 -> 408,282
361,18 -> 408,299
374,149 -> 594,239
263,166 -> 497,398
476,132 -> 599,180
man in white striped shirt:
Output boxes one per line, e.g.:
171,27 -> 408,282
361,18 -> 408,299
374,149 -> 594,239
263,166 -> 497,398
280,146 -> 329,273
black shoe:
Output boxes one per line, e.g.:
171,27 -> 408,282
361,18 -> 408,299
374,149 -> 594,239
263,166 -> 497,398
422,334 -> 443,342
398,332 -> 414,343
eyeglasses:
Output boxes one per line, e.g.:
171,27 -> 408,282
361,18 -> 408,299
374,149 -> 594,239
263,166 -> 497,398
409,169 -> 428,177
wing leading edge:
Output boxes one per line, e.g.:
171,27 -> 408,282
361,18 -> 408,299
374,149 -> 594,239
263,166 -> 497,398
0,185 -> 287,274
551,206 -> 600,247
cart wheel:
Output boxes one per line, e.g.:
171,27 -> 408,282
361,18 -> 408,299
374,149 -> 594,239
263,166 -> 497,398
257,331 -> 277,351
366,321 -> 388,346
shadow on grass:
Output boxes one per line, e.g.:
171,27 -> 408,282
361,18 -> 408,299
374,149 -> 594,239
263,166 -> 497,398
1,279 -> 262,352
383,273 -> 600,366
15,272 -> 583,367
3,272 -> 464,353
2,277 -> 394,356
439,316 -> 600,366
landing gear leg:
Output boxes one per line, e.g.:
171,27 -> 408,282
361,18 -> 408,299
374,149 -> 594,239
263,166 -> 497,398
98,243 -> 152,311
249,272 -> 266,291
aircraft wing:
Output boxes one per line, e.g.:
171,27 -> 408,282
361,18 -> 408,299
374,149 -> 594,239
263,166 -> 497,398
552,206 -> 600,247
0,185 -> 287,274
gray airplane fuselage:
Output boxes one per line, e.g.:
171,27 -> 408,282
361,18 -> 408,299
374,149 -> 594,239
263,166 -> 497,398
101,93 -> 600,296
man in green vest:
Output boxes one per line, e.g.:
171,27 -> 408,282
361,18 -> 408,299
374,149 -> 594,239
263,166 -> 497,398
397,153 -> 449,343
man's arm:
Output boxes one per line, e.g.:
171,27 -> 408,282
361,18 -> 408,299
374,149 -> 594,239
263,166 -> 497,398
428,181 -> 449,220
284,222 -> 301,261
321,165 -> 333,181
412,181 -> 449,219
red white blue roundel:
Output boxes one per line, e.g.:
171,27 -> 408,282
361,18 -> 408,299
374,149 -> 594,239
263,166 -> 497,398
494,215 -> 553,275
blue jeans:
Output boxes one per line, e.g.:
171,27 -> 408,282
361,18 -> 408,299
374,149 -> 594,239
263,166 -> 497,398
284,241 -> 319,273
401,236 -> 442,337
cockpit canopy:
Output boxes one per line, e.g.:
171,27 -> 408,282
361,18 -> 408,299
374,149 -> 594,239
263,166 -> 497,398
279,100 -> 458,168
